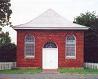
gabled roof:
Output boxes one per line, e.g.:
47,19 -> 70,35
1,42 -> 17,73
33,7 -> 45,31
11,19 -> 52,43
13,9 -> 89,30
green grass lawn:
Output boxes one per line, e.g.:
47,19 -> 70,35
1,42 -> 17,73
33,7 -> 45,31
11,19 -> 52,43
58,68 -> 98,74
0,68 -> 42,74
0,67 -> 98,74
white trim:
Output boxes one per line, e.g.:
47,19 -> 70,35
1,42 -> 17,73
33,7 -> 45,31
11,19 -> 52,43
25,56 -> 35,59
65,35 -> 76,59
25,42 -> 34,44
66,56 -> 76,59
13,27 -> 89,30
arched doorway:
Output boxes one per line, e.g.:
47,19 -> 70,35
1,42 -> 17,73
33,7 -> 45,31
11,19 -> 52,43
42,41 -> 58,69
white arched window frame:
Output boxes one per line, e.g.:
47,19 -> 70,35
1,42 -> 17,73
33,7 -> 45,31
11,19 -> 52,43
66,35 -> 76,59
25,35 -> 35,58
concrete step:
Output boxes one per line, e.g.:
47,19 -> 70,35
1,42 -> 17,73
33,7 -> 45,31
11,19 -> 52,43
41,69 -> 59,74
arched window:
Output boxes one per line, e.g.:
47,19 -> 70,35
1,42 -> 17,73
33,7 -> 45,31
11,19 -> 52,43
44,42 -> 57,48
25,35 -> 35,58
66,35 -> 76,59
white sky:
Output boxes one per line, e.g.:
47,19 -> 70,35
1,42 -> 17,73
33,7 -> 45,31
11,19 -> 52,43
2,0 -> 98,44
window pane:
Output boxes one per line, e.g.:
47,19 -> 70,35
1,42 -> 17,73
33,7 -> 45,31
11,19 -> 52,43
25,44 -> 34,56
25,35 -> 35,57
25,35 -> 34,42
66,44 -> 75,47
44,42 -> 57,48
66,35 -> 76,57
66,47 -> 75,56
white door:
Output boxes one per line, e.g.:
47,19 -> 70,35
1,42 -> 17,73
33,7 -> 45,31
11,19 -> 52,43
42,48 -> 58,69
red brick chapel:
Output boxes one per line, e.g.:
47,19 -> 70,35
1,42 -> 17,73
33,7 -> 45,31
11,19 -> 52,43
13,9 -> 89,69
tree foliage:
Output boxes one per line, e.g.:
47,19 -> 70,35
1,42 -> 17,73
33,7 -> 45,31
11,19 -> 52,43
74,11 -> 98,42
0,31 -> 16,62
0,32 -> 11,46
74,11 -> 98,63
0,0 -> 12,27
74,11 -> 98,32
74,11 -> 96,27
0,1 -> 16,62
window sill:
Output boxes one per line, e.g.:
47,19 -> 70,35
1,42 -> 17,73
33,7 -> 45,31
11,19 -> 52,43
66,56 -> 76,59
25,56 -> 35,59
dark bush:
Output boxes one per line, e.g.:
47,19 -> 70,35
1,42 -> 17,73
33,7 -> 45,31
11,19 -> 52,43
0,43 -> 16,62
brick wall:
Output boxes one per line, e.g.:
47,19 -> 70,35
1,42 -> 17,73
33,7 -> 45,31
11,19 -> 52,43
16,30 -> 84,68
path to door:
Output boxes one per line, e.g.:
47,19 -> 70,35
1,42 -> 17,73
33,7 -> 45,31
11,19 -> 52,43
42,69 -> 59,73
0,74 -> 98,79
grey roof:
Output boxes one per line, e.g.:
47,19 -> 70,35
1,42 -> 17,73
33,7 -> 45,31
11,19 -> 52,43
13,9 -> 89,30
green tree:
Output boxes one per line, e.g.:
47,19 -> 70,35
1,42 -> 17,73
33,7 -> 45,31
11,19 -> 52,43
0,0 -> 16,62
74,11 -> 98,32
0,0 -> 12,47
73,11 -> 96,27
0,32 -> 11,46
74,11 -> 98,43
0,0 -> 12,29
74,11 -> 98,62
0,32 -> 16,62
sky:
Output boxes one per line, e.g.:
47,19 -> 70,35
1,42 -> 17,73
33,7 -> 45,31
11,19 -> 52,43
2,0 -> 98,44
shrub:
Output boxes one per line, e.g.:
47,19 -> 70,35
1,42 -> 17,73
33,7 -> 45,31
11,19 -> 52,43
0,43 -> 16,62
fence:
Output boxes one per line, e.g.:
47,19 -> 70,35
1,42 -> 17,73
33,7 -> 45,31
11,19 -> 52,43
0,62 -> 16,70
84,62 -> 98,69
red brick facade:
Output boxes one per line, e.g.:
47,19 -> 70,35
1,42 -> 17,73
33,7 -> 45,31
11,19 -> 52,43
16,30 -> 84,68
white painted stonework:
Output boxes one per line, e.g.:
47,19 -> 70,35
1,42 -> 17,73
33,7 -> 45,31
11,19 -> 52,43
42,48 -> 58,69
